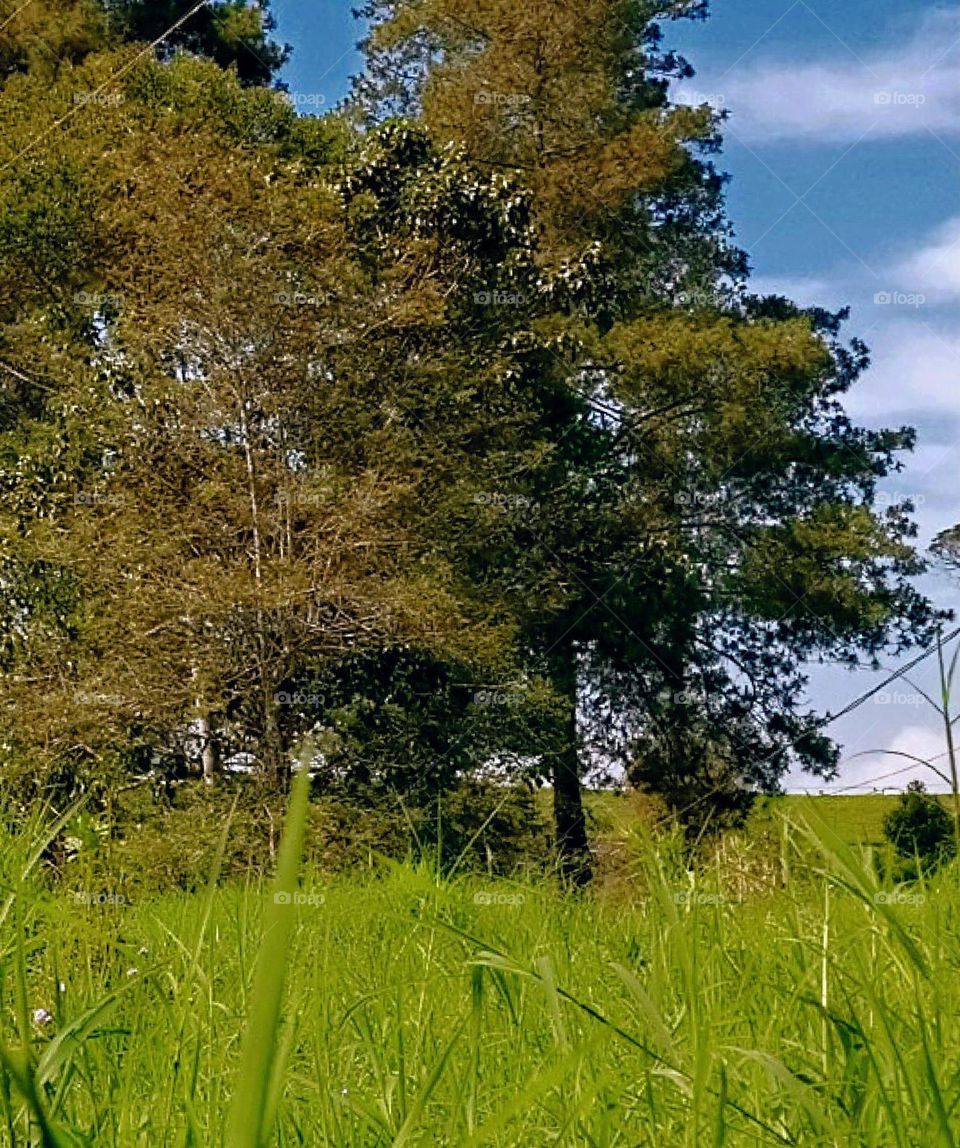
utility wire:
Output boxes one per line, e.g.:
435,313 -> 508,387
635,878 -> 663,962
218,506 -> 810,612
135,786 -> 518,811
820,625 -> 960,728
0,0 -> 213,176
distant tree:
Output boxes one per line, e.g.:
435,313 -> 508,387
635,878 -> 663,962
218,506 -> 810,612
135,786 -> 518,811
883,781 -> 955,869
0,62 -> 416,788
0,57 -> 559,804
932,526 -> 960,574
0,0 -> 288,86
0,0 -> 108,80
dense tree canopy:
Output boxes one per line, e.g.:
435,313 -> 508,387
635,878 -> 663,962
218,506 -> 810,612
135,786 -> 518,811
0,0 -> 286,84
0,0 -> 941,880
355,0 -> 940,871
104,0 -> 288,84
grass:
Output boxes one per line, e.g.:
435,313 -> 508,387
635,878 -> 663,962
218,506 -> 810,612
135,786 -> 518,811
589,789 -> 944,848
766,795 -> 899,846
2,794 -> 960,1146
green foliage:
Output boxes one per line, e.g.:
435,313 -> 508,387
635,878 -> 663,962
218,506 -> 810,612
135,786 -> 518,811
0,0 -> 108,80
0,0 -> 943,880
0,806 -> 959,1144
882,781 -> 956,870
103,0 -> 289,86
418,779 -> 551,875
352,0 -> 941,857
44,777 -> 550,898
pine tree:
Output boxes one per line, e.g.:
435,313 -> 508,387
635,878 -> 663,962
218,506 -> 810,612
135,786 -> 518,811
354,0 -> 940,877
0,0 -> 288,85
104,0 -> 288,85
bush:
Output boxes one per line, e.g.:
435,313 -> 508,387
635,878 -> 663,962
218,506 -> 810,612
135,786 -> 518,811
882,781 -> 956,872
414,780 -> 551,877
45,775 -> 551,897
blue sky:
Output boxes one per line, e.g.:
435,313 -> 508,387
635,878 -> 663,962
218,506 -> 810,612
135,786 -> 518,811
271,0 -> 960,794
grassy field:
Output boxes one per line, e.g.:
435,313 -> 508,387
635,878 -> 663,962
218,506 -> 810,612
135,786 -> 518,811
592,791 -> 937,848
3,790 -> 960,1146
764,795 -> 899,846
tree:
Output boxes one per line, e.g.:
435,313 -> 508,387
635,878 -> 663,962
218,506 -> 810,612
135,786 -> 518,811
0,0 -> 108,80
354,0 -> 940,878
933,526 -> 960,573
0,0 -> 287,86
1,56 -> 411,788
103,0 -> 288,85
883,781 -> 955,870
0,52 -> 558,806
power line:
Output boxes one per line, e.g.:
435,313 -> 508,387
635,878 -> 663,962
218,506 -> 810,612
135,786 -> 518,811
820,625 -> 960,729
0,0 -> 213,177
817,762 -> 931,795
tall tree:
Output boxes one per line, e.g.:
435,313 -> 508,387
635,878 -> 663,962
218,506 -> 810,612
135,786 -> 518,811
0,0 -> 287,85
355,0 -> 939,877
0,51 -> 553,803
0,0 -> 107,79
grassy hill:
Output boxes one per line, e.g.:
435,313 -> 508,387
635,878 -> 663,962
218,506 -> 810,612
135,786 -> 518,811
586,790 -> 951,848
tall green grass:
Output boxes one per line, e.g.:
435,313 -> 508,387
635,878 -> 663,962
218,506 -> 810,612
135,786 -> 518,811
1,799 -> 959,1145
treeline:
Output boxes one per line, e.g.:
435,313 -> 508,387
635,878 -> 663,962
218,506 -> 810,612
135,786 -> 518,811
0,0 -> 939,881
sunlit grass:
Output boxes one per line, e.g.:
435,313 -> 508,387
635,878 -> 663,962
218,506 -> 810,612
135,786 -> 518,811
2,802 -> 959,1145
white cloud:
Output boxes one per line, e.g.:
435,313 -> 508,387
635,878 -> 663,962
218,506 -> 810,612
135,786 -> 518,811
679,9 -> 960,143
747,258 -> 960,424
823,725 -> 950,793
844,319 -> 960,418
748,274 -> 838,307
896,216 -> 960,301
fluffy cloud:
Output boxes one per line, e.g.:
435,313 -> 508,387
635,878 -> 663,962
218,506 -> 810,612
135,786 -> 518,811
749,218 -> 960,427
896,217 -> 960,301
821,724 -> 950,793
678,9 -> 960,143
845,319 -> 960,419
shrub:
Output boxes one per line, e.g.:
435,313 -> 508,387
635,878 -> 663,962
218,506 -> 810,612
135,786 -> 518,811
882,781 -> 956,872
415,779 -> 551,876
44,775 -> 551,896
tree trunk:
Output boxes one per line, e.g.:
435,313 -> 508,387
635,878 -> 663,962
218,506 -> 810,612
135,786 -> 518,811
261,674 -> 289,790
551,642 -> 592,887
196,712 -> 220,786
